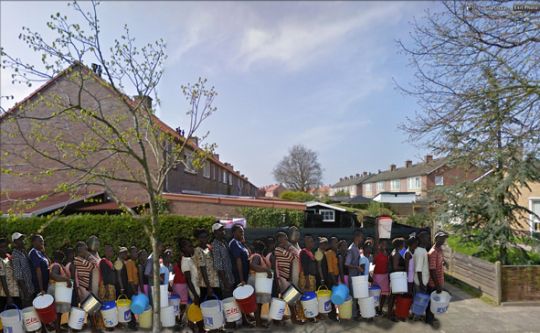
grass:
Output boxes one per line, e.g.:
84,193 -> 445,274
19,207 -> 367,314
445,275 -> 498,305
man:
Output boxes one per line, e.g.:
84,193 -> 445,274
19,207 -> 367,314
211,222 -> 234,297
144,240 -> 165,305
414,231 -> 430,294
10,232 -> 34,307
0,238 -> 21,309
115,247 -> 138,330
425,230 -> 449,325
345,230 -> 364,317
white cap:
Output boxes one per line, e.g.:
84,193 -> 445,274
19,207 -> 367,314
11,232 -> 25,242
212,223 -> 224,232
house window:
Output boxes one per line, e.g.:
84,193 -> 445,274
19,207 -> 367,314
228,173 -> 233,185
377,182 -> 384,191
408,177 -> 421,190
183,151 -> 197,174
222,170 -> 227,183
319,209 -> 335,222
203,163 -> 211,179
435,176 -> 444,186
391,179 -> 400,191
365,184 -> 372,194
530,199 -> 540,232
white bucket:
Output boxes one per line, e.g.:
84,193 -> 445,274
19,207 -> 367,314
390,272 -> 408,294
254,272 -> 273,295
160,305 -> 176,328
201,299 -> 224,330
358,297 -> 376,319
268,298 -> 286,321
68,307 -> 86,330
222,297 -> 242,323
160,284 -> 169,308
369,286 -> 382,307
300,295 -> 319,319
101,303 -> 118,328
0,306 -> 23,333
22,307 -> 41,332
430,291 -> 451,314
317,295 -> 332,314
54,281 -> 73,304
351,275 -> 369,298
169,294 -> 181,318
116,296 -> 131,323
378,216 -> 392,239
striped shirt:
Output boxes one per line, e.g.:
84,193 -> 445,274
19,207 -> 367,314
211,239 -> 234,285
428,246 -> 444,288
11,248 -> 35,295
275,247 -> 294,280
74,256 -> 94,290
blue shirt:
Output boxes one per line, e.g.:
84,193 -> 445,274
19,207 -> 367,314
358,254 -> 370,276
29,248 -> 49,292
228,239 -> 249,285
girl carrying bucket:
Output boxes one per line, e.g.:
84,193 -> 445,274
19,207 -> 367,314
179,238 -> 204,332
248,239 -> 272,328
99,245 -> 117,331
49,250 -> 73,333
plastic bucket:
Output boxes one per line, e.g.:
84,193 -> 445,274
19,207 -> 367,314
390,272 -> 408,294
138,306 -> 152,329
22,306 -> 41,332
337,296 -> 352,320
282,284 -> 302,305
378,216 -> 392,239
254,272 -> 273,295
160,284 -> 169,308
201,298 -> 224,330
395,295 -> 413,319
160,305 -> 176,328
131,293 -> 149,315
268,298 -> 286,320
300,292 -> 318,318
168,294 -> 181,317
430,291 -> 451,314
369,286 -> 381,307
351,275 -> 369,298
358,296 -> 376,319
54,281 -> 73,304
412,292 -> 430,316
233,285 -> 257,314
331,283 -> 349,305
101,301 -> 118,328
116,295 -> 132,323
187,303 -> 203,323
68,307 -> 86,330
33,294 -> 56,324
0,305 -> 23,333
316,286 -> 332,314
222,297 -> 242,323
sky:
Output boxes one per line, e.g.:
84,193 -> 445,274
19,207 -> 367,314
1,1 -> 438,187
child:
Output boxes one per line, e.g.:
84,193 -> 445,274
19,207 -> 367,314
179,238 -> 203,332
405,236 -> 418,296
388,238 -> 406,322
49,250 -> 72,333
337,240 -> 349,285
99,244 -> 117,331
172,253 -> 188,325
248,240 -> 272,328
137,249 -> 149,295
372,240 -> 390,316
115,247 -> 137,331
161,249 -> 173,286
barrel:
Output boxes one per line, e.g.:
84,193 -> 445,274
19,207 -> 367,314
268,298 -> 286,320
222,297 -> 242,323
351,275 -> 369,298
32,294 -> 56,324
412,292 -> 430,316
316,286 -> 332,314
68,307 -> 86,330
201,298 -> 224,330
0,305 -> 24,333
22,307 -> 41,332
358,296 -> 376,319
390,272 -> 408,294
430,291 -> 451,314
300,292 -> 318,318
101,301 -> 119,328
233,285 -> 257,314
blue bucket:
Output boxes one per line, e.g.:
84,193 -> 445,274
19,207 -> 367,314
300,292 -> 316,302
412,292 -> 430,316
331,284 -> 349,305
131,293 -> 149,315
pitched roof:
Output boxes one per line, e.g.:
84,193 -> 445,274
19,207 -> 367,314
364,157 -> 448,183
332,173 -> 373,188
305,201 -> 347,212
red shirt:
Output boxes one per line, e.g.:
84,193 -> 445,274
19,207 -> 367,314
173,263 -> 186,284
373,252 -> 389,274
428,246 -> 444,288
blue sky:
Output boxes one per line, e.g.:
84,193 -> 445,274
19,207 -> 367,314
1,1 -> 437,187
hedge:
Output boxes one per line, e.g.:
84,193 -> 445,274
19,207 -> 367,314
238,207 -> 304,228
0,214 -> 215,255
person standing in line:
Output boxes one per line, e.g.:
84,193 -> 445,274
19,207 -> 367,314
337,240 -> 349,286
387,238 -> 407,322
405,236 -> 418,296
99,245 -> 117,331
172,252 -> 188,325
248,239 -> 272,328
0,238 -> 21,309
425,231 -> 448,326
287,227 -> 302,287
193,229 -> 221,300
86,236 -> 101,296
29,234 -> 50,296
179,238 -> 203,332
125,246 -> 139,295
64,247 -> 79,310
144,240 -> 164,305
11,233 -> 35,307
299,235 -> 318,323
345,230 -> 364,317
49,250 -> 73,333
137,249 -> 148,295
413,231 -> 430,320
211,222 -> 234,299
114,247 -> 137,330
74,241 -> 101,333
372,239 -> 390,316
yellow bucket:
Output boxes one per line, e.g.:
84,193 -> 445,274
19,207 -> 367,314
337,296 -> 353,320
317,286 -> 332,314
117,295 -> 132,323
187,303 -> 203,323
138,306 -> 152,329
316,285 -> 332,298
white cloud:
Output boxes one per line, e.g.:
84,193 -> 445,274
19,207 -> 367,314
294,120 -> 370,152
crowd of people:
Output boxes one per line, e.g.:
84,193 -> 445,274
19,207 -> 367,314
0,221 -> 449,332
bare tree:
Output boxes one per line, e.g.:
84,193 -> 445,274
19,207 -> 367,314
273,145 -> 323,192
0,1 -> 217,329
397,1 -> 540,263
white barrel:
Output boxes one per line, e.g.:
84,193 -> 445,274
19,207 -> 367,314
351,275 -> 369,298
222,297 -> 242,323
268,298 -> 286,321
390,272 -> 408,294
254,272 -> 273,295
68,307 -> 86,330
430,291 -> 451,314
101,304 -> 118,328
358,296 -> 376,318
201,299 -> 224,330
0,307 -> 23,333
22,307 -> 41,332
54,282 -> 73,304
160,305 -> 176,328
160,284 -> 169,308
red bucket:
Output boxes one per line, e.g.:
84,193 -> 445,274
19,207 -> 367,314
32,294 -> 57,324
395,295 -> 413,319
233,285 -> 257,314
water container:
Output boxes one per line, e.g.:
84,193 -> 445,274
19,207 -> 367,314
268,298 -> 286,320
358,296 -> 376,319
54,281 -> 74,304
0,305 -> 23,333
331,284 -> 349,305
390,272 -> 408,294
22,306 -> 41,332
160,284 -> 169,308
138,306 -> 152,329
369,286 -> 381,307
68,307 -> 86,330
160,305 -> 176,328
300,292 -> 318,318
316,286 -> 332,314
131,293 -> 149,315
254,272 -> 273,295
337,296 -> 353,320
100,301 -> 118,328
233,285 -> 257,314
116,294 -> 132,323
222,297 -> 242,323
430,291 -> 451,314
378,216 -> 392,239
201,297 -> 224,330
351,275 -> 369,298
169,294 -> 181,318
412,292 -> 430,316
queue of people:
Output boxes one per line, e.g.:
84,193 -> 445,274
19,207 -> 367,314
0,222 -> 450,332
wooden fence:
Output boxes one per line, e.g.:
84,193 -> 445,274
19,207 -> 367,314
501,265 -> 540,302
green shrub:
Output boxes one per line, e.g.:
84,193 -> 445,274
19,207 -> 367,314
366,201 -> 394,218
0,214 -> 214,255
404,213 -> 432,228
279,191 -> 315,202
238,207 -> 304,228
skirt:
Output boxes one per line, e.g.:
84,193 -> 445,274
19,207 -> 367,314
173,283 -> 189,305
298,271 -> 316,292
373,274 -> 390,296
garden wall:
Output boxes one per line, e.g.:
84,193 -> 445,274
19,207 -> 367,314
501,265 -> 540,302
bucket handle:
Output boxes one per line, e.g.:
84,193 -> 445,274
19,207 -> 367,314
201,294 -> 223,312
3,303 -> 22,321
117,294 -> 129,302
317,285 -> 329,292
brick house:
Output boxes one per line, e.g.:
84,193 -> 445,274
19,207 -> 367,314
258,184 -> 287,198
330,172 -> 372,197
0,63 -> 257,215
361,155 -> 479,201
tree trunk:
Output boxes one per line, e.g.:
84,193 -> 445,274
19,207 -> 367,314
150,204 -> 162,333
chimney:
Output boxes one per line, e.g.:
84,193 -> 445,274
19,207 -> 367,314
405,160 -> 412,168
425,155 -> 433,163
390,164 -> 396,171
339,178 -> 343,181
133,95 -> 153,110
356,173 -> 360,178
363,171 -> 368,176
91,63 -> 102,77
213,154 -> 220,160
378,169 -> 382,174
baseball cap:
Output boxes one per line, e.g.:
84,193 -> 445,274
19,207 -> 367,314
119,247 -> 128,253
318,237 -> 328,243
11,232 -> 25,242
212,222 -> 224,232
434,230 -> 449,239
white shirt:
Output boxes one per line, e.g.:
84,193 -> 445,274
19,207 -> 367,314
181,257 -> 200,298
160,264 -> 170,285
413,247 -> 429,286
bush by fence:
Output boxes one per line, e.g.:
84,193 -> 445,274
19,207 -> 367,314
238,207 -> 304,228
0,214 -> 215,254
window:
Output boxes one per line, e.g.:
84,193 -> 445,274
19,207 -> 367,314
228,173 -> 233,185
530,199 -> 540,232
435,176 -> 444,186
377,182 -> 384,191
222,170 -> 227,183
408,177 -> 421,190
391,179 -> 400,191
203,163 -> 211,179
183,151 -> 197,174
364,184 -> 372,194
319,209 -> 335,222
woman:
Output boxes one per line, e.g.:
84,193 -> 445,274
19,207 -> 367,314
99,245 -> 117,331
179,238 -> 203,332
372,239 -> 390,316
337,240 -> 349,285
193,229 -> 221,300
49,250 -> 72,333
0,238 -> 21,310
29,235 -> 50,295
387,238 -> 407,322
229,224 -> 255,327
172,253 -> 188,324
74,241 -> 101,333
64,247 -> 79,309
299,235 -> 318,323
248,240 -> 272,328
137,249 -> 149,295
405,236 -> 418,296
